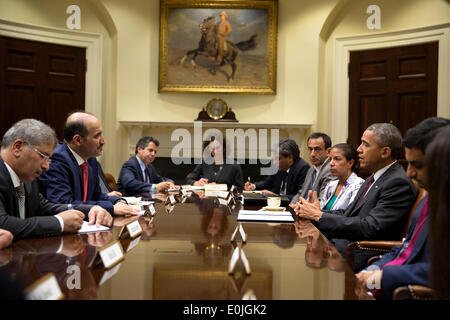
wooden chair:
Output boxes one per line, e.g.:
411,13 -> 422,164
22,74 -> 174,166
104,172 -> 117,191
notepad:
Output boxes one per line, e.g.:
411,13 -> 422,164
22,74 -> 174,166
237,209 -> 295,223
78,221 -> 110,234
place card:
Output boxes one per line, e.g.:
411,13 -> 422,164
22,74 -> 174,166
219,198 -> 228,206
118,219 -> 142,239
230,223 -> 247,243
218,191 -> 230,199
25,273 -> 64,300
90,241 -> 125,269
181,188 -> 188,196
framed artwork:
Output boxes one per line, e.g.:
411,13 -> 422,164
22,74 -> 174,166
159,0 -> 278,94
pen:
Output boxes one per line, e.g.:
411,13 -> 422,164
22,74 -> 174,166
247,177 -> 251,183
67,204 -> 73,210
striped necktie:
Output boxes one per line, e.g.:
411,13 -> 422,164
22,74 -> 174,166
15,183 -> 26,219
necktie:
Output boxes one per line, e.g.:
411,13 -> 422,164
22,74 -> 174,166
80,162 -> 89,202
307,169 -> 317,193
280,171 -> 288,195
15,184 -> 25,219
144,167 -> 150,184
384,198 -> 428,267
372,198 -> 428,299
353,175 -> 375,209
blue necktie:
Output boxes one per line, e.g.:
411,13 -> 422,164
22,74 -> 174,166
307,169 -> 317,192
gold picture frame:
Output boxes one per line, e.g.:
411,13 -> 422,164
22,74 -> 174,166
159,0 -> 278,94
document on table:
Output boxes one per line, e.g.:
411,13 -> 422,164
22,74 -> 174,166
77,221 -> 111,234
237,210 -> 295,223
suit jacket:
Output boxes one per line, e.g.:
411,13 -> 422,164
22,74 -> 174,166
0,158 -> 92,240
186,161 -> 244,188
38,143 -> 119,215
370,196 -> 430,300
316,162 -> 417,242
291,158 -> 336,204
96,160 -> 112,193
254,158 -> 310,201
116,156 -> 169,197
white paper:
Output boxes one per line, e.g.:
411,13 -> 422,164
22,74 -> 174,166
237,210 -> 294,223
242,190 -> 263,195
204,184 -> 227,191
78,221 -> 110,234
122,196 -> 141,204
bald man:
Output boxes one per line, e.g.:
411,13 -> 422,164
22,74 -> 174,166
38,112 -> 139,216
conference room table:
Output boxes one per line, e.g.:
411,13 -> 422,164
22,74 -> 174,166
0,191 -> 371,300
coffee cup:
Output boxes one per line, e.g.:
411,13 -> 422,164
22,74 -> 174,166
267,197 -> 281,208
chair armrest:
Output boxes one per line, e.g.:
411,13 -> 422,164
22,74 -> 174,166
358,241 -> 403,252
393,285 -> 435,300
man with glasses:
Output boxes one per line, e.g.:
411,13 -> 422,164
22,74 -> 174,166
0,119 -> 112,241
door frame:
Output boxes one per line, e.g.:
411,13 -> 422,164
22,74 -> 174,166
0,19 -> 102,118
332,23 -> 450,144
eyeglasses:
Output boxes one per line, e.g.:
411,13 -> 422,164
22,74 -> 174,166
31,146 -> 52,164
24,142 -> 52,164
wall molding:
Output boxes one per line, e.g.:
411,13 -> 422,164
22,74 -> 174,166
0,19 -> 103,117
332,23 -> 450,143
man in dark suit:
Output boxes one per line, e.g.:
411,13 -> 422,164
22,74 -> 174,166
0,119 -> 112,241
38,112 -> 139,216
290,133 -> 336,204
244,139 -> 309,201
116,136 -> 175,197
355,117 -> 449,299
293,123 -> 417,271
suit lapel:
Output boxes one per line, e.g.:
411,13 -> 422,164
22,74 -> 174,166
349,163 -> 399,215
0,158 -> 20,218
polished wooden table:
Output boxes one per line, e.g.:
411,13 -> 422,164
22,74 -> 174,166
0,192 -> 364,300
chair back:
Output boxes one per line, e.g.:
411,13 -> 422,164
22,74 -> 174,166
402,188 -> 426,238
104,173 -> 117,191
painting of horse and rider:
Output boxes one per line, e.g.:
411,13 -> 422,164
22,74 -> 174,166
159,1 -> 278,94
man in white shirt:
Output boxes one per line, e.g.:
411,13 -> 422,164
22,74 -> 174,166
0,119 -> 112,241
290,133 -> 336,204
292,123 -> 417,271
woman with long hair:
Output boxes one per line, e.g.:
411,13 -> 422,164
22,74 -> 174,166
426,125 -> 450,299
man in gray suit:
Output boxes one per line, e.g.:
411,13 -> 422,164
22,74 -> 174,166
290,133 -> 336,204
293,123 -> 417,271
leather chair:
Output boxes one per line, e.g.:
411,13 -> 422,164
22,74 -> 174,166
104,172 -> 117,191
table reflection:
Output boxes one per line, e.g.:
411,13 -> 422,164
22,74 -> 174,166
1,191 -> 363,300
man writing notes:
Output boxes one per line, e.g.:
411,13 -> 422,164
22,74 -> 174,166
244,139 -> 309,201
116,136 -> 175,197
38,112 -> 139,216
292,123 -> 417,271
0,119 -> 112,240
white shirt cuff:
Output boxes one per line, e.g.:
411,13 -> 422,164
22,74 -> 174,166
55,215 -> 64,233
